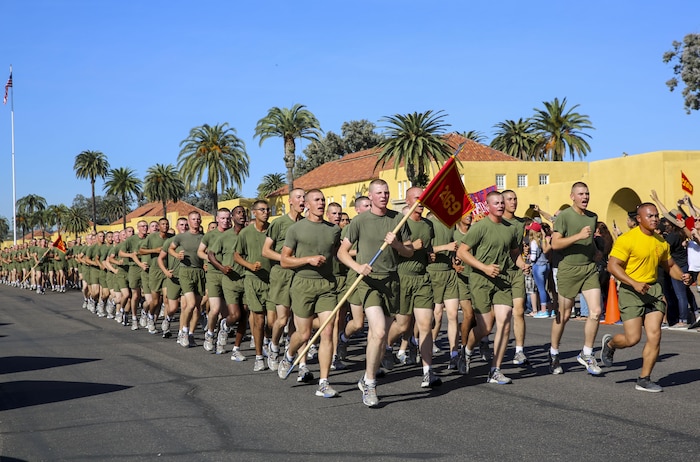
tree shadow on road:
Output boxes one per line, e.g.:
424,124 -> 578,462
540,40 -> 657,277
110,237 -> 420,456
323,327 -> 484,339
0,356 -> 100,375
0,380 -> 131,411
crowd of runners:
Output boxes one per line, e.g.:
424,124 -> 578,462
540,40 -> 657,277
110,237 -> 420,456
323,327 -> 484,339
1,180 -> 688,405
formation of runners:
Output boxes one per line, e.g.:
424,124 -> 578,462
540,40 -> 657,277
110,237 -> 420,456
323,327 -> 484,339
1,180 -> 688,405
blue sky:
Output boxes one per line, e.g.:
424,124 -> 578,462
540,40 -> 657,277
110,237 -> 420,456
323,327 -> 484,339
1,0 -> 698,224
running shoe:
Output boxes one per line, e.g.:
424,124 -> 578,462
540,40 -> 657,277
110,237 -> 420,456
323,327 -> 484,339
487,368 -> 512,384
216,329 -> 228,354
253,358 -> 267,372
297,364 -> 314,383
131,318 -> 139,331
549,353 -> 563,375
230,348 -> 246,362
395,351 -> 409,366
512,351 -> 530,366
358,377 -> 379,407
448,354 -> 459,371
306,344 -> 318,360
330,355 -> 346,371
177,331 -> 189,348
635,376 -> 663,393
203,332 -> 215,352
147,318 -> 157,335
161,318 -> 170,334
268,348 -> 280,371
577,352 -> 602,375
408,341 -> 418,365
277,356 -> 293,379
337,335 -> 348,360
457,347 -> 470,375
381,349 -> 395,371
188,334 -> 197,348
600,334 -> 615,367
421,371 -> 442,388
315,382 -> 338,398
480,340 -> 492,362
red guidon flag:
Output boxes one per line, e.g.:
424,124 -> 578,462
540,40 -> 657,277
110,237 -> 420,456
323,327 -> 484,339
682,171 -> 693,195
52,234 -> 67,253
418,155 -> 474,227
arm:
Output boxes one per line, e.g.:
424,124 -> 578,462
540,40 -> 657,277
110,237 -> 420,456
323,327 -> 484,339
550,228 -> 592,251
660,257 -> 691,285
456,242 -> 501,278
157,249 -> 172,278
196,242 -> 209,262
280,245 -> 325,269
337,238 -> 371,276
650,189 -> 680,225
261,237 -> 281,262
233,251 -> 261,273
385,231 -> 414,258
207,250 -> 231,274
533,205 -> 554,223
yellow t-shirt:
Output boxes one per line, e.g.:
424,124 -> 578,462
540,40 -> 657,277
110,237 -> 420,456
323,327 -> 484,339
608,227 -> 670,284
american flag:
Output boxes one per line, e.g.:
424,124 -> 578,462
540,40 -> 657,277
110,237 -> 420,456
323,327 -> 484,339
3,72 -> 11,105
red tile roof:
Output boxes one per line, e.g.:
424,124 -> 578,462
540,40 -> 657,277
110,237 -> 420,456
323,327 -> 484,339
269,133 -> 516,197
110,200 -> 212,225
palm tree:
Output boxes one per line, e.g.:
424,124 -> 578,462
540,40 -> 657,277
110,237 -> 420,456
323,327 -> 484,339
257,172 -> 286,198
0,215 -> 10,240
531,97 -> 594,161
43,204 -> 69,235
490,119 -> 545,161
17,194 -> 47,238
220,187 -> 242,201
254,104 -> 322,193
375,110 -> 454,187
64,205 -> 90,239
104,167 -> 143,229
143,163 -> 186,215
74,150 -> 110,232
178,123 -> 249,214
16,212 -> 29,243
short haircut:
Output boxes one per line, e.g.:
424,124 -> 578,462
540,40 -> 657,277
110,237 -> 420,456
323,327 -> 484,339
327,202 -> 342,211
216,207 -> 231,216
304,188 -> 324,200
369,179 -> 388,192
571,181 -> 588,191
252,199 -> 269,209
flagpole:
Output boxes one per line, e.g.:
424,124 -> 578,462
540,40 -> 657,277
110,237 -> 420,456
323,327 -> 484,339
9,64 -> 16,244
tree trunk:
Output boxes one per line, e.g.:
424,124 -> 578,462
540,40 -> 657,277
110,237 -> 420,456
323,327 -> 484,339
284,137 -> 296,193
91,179 -> 97,233
163,200 -> 168,217
122,193 -> 127,230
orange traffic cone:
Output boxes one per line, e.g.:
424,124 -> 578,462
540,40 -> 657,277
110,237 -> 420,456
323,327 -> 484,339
601,275 -> 620,324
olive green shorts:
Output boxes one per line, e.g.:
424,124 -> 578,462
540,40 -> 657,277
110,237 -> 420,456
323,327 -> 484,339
98,269 -> 108,288
469,273 -> 513,314
244,275 -> 273,313
140,268 -> 151,293
291,276 -> 337,318
456,273 -> 471,301
269,265 -> 294,307
556,262 -> 599,299
508,268 -> 526,300
128,265 -> 143,290
427,269 -> 459,304
398,273 -> 433,315
178,266 -> 206,295
149,268 -> 166,294
618,282 -> 665,322
115,268 -> 129,290
222,276 -> 245,306
205,271 -> 224,298
165,274 -> 182,301
353,273 -> 400,316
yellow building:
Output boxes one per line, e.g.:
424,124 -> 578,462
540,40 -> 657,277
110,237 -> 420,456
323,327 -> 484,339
266,133 -> 700,229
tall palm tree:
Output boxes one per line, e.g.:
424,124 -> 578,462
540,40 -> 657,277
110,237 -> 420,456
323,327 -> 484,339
0,215 -> 10,240
531,97 -> 594,161
17,194 -> 47,238
143,163 -> 186,216
16,212 -> 29,243
220,187 -> 242,201
43,204 -> 69,235
74,150 -> 110,232
104,167 -> 143,229
490,119 -> 545,161
178,123 -> 249,214
254,104 -> 322,193
64,205 -> 90,239
375,110 -> 454,187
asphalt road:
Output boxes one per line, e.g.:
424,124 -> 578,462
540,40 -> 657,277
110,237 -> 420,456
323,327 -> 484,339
0,286 -> 699,461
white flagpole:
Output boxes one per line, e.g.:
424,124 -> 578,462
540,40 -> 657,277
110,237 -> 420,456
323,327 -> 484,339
9,64 -> 16,244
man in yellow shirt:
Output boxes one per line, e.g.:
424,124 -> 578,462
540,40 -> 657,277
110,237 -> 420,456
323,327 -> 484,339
603,203 -> 690,392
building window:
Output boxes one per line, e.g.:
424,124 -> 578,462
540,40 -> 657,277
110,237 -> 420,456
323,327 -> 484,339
496,174 -> 506,190
517,174 -> 527,188
539,174 -> 549,185
329,196 -> 334,204
397,182 -> 403,199
341,194 -> 347,209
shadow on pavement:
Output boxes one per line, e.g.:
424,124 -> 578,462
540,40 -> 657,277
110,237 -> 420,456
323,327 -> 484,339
0,356 -> 100,375
0,380 -> 131,411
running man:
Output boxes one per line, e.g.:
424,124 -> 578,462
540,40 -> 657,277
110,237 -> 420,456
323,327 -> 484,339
601,203 -> 690,392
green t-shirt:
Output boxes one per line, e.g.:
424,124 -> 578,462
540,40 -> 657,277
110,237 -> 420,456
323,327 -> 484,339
553,207 -> 598,265
461,217 -> 518,279
343,209 -> 411,276
143,232 -> 172,267
123,235 -> 147,266
201,229 -> 223,274
234,224 -> 271,281
283,218 -> 340,279
503,215 -> 526,248
161,236 -> 180,272
171,232 -> 204,268
427,216 -> 453,272
398,218 -> 433,276
266,214 -> 299,265
215,228 -> 245,279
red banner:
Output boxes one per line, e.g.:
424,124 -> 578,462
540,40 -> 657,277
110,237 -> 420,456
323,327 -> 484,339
682,171 -> 693,195
52,234 -> 67,253
418,156 -> 474,228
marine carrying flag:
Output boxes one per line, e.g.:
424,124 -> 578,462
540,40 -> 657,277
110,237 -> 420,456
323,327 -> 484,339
3,71 -> 11,105
418,155 -> 474,227
52,234 -> 67,253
